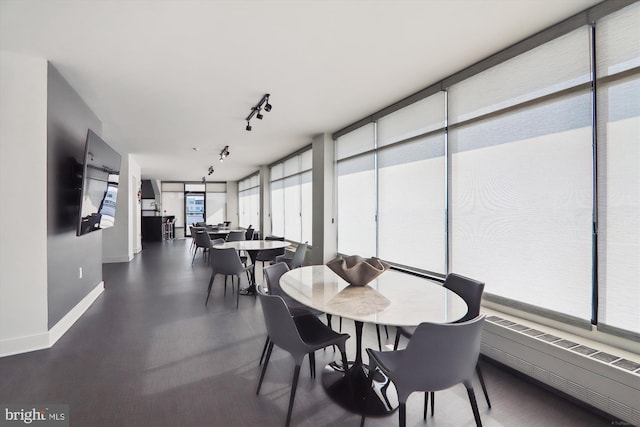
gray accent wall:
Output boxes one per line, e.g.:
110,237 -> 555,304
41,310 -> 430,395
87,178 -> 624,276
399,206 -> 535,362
47,63 -> 103,328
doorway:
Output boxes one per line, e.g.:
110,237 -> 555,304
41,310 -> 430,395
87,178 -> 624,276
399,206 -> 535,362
185,192 -> 205,236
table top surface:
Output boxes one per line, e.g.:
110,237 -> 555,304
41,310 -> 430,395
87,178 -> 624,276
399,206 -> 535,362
213,240 -> 290,251
280,265 -> 468,327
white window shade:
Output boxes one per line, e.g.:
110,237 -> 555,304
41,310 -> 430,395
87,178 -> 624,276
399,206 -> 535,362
596,3 -> 640,335
283,175 -> 301,242
206,192 -> 226,225
336,123 -> 375,160
378,134 -> 445,273
596,2 -> 640,77
449,27 -> 591,124
377,92 -> 446,147
301,171 -> 312,244
450,93 -> 593,320
270,179 -> 284,237
337,154 -> 376,258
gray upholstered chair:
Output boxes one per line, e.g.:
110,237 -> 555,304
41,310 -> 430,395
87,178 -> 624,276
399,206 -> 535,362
259,263 -> 325,369
275,241 -> 308,269
393,272 -> 491,416
256,285 -> 350,427
206,247 -> 254,308
191,230 -> 212,264
362,315 -> 486,427
255,236 -> 286,273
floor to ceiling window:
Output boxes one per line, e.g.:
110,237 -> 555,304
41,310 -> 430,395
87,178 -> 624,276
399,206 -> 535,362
334,2 -> 639,338
270,148 -> 313,244
238,173 -> 259,230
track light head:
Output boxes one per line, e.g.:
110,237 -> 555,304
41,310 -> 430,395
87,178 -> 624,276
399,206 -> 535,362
202,176 -> 206,183
256,110 -> 263,120
264,102 -> 272,112
246,121 -> 252,131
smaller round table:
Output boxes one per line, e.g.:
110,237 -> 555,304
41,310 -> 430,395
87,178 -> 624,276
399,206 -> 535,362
213,240 -> 290,295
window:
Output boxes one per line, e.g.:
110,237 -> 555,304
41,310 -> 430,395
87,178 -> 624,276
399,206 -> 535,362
206,182 -> 226,225
269,148 -> 312,243
336,124 -> 376,257
238,174 -> 259,230
334,4 -> 640,338
596,3 -> 640,336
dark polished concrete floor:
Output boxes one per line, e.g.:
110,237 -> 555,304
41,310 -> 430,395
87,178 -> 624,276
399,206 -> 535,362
0,239 -> 619,426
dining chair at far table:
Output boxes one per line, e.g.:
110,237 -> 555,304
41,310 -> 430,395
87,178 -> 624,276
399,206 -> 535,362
256,285 -> 350,427
206,247 -> 254,308
393,272 -> 491,416
254,236 -> 286,274
274,241 -> 308,269
191,229 -> 212,265
361,315 -> 486,427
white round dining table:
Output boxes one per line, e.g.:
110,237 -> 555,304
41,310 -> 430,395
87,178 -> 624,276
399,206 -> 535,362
279,265 -> 468,416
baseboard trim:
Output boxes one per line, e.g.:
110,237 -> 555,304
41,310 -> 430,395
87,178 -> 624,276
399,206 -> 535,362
0,281 -> 104,358
0,332 -> 49,358
49,281 -> 104,347
102,254 -> 133,263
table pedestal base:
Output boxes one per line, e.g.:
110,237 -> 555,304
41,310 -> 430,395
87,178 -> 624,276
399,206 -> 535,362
322,361 -> 398,416
239,285 -> 256,296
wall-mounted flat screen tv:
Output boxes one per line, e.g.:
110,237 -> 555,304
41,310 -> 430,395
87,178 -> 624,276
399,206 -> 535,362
77,129 -> 122,236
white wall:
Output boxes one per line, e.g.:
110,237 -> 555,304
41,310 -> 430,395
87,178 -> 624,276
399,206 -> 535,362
102,154 -> 141,262
0,52 -> 49,355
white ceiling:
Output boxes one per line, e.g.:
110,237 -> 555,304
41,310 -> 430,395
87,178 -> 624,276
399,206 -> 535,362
0,0 -> 601,182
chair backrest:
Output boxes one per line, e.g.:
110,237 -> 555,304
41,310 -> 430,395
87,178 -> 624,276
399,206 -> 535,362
256,236 -> 286,261
443,273 -> 485,322
226,230 -> 245,242
224,221 -> 231,227
289,241 -> 308,269
193,231 -> 211,249
263,262 -> 291,296
245,227 -> 255,240
211,247 -> 245,275
394,315 -> 485,397
256,286 -> 307,356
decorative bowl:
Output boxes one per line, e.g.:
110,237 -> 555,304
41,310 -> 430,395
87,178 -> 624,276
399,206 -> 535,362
326,255 -> 390,287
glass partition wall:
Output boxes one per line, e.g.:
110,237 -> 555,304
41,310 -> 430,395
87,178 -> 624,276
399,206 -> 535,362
334,2 -> 639,338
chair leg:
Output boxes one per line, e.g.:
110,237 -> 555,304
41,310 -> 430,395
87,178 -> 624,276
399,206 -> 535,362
205,271 -> 215,306
384,325 -> 389,338
191,248 -> 198,265
259,336 -> 270,366
393,329 -> 401,350
466,386 -> 483,427
476,363 -> 491,408
224,276 -> 227,296
376,325 -> 382,351
431,391 -> 434,416
326,314 -> 332,329
256,341 -> 274,394
339,316 -> 342,331
309,352 -> 316,378
424,392 -> 428,420
285,365 -> 301,427
236,276 -> 240,309
398,402 -> 407,427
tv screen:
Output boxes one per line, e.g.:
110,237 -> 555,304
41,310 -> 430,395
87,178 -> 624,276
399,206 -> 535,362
77,129 -> 122,236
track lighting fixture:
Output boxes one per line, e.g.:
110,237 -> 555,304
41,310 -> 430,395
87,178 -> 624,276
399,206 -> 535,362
219,145 -> 230,162
202,176 -> 206,184
245,94 -> 271,130
208,166 -> 214,175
